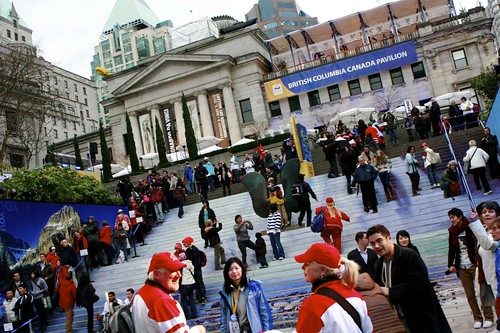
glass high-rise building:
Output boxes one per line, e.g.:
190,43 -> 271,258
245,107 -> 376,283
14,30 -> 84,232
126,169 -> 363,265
246,0 -> 318,39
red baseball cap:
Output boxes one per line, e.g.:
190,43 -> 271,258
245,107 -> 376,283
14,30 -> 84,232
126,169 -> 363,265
295,243 -> 341,268
182,237 -> 194,246
326,197 -> 334,204
148,252 -> 186,273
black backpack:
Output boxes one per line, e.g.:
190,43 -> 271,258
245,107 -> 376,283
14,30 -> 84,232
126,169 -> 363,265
290,183 -> 303,198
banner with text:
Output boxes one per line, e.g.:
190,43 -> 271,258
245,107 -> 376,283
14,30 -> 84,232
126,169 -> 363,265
162,107 -> 176,154
265,41 -> 418,102
209,91 -> 230,147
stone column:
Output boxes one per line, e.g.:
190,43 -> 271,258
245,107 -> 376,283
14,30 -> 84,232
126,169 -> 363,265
128,111 -> 143,156
172,98 -> 185,144
149,104 -> 161,153
196,91 -> 215,137
221,83 -> 242,143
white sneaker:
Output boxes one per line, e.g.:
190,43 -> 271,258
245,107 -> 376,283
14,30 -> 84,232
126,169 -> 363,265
483,320 -> 494,328
485,190 -> 493,196
474,321 -> 483,329
430,184 -> 436,188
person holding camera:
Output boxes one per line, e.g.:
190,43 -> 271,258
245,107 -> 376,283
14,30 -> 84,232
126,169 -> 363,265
234,215 -> 257,269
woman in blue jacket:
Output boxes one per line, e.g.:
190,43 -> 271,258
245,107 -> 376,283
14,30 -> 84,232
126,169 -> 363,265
219,257 -> 272,333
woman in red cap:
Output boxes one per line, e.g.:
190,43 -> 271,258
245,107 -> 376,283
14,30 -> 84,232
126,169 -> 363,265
315,197 -> 350,253
294,243 -> 373,332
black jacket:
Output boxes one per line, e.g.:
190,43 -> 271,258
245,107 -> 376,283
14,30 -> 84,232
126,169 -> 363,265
374,245 -> 451,333
205,223 -> 223,247
353,163 -> 378,184
447,218 -> 476,272
347,248 -> 378,277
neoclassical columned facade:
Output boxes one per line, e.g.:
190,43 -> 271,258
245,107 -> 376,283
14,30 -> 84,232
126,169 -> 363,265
101,27 -> 271,162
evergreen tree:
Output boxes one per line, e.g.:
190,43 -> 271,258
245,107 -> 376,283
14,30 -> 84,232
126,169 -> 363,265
126,113 -> 141,172
99,123 -> 113,181
73,135 -> 83,169
182,92 -> 197,159
155,116 -> 169,167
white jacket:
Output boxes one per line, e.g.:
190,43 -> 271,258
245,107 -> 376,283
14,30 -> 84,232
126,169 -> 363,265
463,147 -> 489,169
181,260 -> 196,286
468,220 -> 497,291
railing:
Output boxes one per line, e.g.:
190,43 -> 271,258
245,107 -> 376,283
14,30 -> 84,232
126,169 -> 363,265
264,32 -> 419,81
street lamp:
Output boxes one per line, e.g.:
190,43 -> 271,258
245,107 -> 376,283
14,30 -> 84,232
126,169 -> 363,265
182,145 -> 186,159
139,157 -> 143,169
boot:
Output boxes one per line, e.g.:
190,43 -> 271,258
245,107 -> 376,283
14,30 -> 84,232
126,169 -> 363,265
390,187 -> 397,200
385,191 -> 391,202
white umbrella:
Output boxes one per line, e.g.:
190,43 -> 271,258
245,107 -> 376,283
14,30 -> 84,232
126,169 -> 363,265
167,151 -> 189,162
112,165 -> 132,178
176,136 -> 222,151
230,138 -> 255,147
331,108 -> 377,128
386,105 -> 425,119
93,163 -> 124,174
199,145 -> 223,155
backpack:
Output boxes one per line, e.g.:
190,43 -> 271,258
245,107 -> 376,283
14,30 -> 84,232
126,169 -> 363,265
311,207 -> 326,233
104,305 -> 134,333
200,250 -> 207,267
428,151 -> 441,165
290,183 -> 303,198
195,169 -> 207,182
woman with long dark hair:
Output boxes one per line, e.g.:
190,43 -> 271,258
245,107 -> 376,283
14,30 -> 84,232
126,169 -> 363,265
219,257 -> 272,333
404,145 -> 421,196
30,271 -> 49,331
374,149 -> 397,202
395,230 -> 420,256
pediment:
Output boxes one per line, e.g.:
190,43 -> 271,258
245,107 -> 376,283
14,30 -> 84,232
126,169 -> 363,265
112,54 -> 234,96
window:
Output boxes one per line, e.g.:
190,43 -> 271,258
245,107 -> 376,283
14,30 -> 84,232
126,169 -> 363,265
80,111 -> 84,120
389,67 -> 404,85
307,90 -> 321,107
86,109 -> 90,118
74,84 -> 77,92
82,124 -> 86,133
368,74 -> 383,91
66,92 -> 70,99
83,87 -> 87,95
75,95 -> 79,102
288,96 -> 301,112
9,154 -> 24,168
411,62 -> 426,80
64,132 -> 68,139
14,33 -> 18,41
84,98 -> 88,106
64,80 -> 68,88
452,48 -> 468,69
239,99 -> 254,123
7,30 -> 11,38
54,130 -> 58,139
54,77 -> 58,85
73,122 -> 77,130
52,117 -> 57,125
13,19 -> 17,28
327,85 -> 341,101
114,55 -> 123,66
21,36 -> 25,42
269,101 -> 282,117
68,107 -> 75,116
63,120 -> 67,128
348,79 -> 362,96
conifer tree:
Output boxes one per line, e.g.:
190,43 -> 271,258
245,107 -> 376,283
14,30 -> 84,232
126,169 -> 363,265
73,135 -> 83,169
182,92 -> 197,159
99,124 -> 112,181
155,116 -> 169,167
126,113 -> 141,172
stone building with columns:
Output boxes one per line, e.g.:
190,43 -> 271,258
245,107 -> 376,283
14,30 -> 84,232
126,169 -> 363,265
101,25 -> 271,161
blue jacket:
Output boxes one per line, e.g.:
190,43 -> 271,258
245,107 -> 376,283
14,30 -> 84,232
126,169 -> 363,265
204,162 -> 215,176
219,280 -> 272,333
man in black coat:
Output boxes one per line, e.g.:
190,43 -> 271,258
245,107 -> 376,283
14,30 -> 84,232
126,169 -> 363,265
367,224 -> 452,333
352,156 -> 378,213
481,127 -> 500,179
323,135 -> 340,178
347,231 -> 378,277
295,173 -> 318,227
198,201 -> 216,249
429,98 -> 442,137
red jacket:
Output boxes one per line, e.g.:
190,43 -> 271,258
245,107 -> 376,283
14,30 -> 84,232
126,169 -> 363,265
55,265 -> 76,309
72,235 -> 88,254
99,226 -> 112,245
315,205 -> 350,230
46,252 -> 60,268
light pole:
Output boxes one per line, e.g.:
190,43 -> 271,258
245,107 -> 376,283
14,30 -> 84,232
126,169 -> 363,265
139,157 -> 143,169
182,145 -> 186,159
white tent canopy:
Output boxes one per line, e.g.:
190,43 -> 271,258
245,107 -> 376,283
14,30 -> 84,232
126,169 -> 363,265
93,163 -> 124,174
199,145 -> 223,155
386,105 -> 425,119
424,90 -> 473,108
176,136 -> 222,151
330,108 -> 377,129
230,138 -> 255,148
112,165 -> 132,178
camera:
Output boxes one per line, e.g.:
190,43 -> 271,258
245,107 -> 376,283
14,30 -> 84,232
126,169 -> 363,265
444,269 -> 452,275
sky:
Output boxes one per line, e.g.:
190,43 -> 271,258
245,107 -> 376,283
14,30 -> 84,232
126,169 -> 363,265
12,0 -> 480,79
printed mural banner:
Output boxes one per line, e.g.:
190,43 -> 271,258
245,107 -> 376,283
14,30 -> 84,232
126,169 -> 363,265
265,41 -> 418,102
139,114 -> 155,154
209,91 -> 230,147
290,117 -> 315,177
162,107 -> 176,154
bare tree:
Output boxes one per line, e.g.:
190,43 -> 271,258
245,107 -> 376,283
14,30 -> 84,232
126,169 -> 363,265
373,87 -> 403,112
312,108 -> 338,133
0,43 -> 59,167
248,120 -> 270,139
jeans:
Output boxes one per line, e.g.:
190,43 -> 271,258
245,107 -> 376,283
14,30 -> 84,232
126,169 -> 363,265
154,202 -> 164,222
471,167 -> 491,192
269,232 -> 285,259
207,175 -> 215,192
231,169 -> 241,183
185,179 -> 195,194
177,199 -> 184,218
180,284 -> 197,319
114,241 -> 128,262
213,244 -> 226,269
426,163 -> 440,185
297,198 -> 312,226
328,157 -> 339,176
360,181 -> 377,211
193,269 -> 206,300
237,239 -> 256,265
457,266 -> 483,322
407,172 -> 420,194
386,128 -> 399,145
378,171 -> 393,193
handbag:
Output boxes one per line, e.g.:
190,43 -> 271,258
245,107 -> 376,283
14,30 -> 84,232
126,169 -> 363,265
311,207 -> 326,233
42,294 -> 52,310
92,293 -> 100,303
464,148 -> 478,174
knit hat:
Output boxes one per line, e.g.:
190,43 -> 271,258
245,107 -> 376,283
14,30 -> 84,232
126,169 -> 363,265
326,197 -> 334,204
295,243 -> 341,268
182,237 -> 194,246
174,242 -> 183,250
148,252 -> 186,273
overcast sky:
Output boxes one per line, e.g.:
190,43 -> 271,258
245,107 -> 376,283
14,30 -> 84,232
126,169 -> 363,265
12,0 -> 480,79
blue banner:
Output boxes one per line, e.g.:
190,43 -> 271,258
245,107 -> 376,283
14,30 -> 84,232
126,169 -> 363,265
265,42 -> 418,101
296,123 -> 312,163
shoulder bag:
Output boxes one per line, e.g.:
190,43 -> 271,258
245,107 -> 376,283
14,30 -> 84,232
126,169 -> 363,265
316,287 -> 362,331
464,148 -> 478,174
